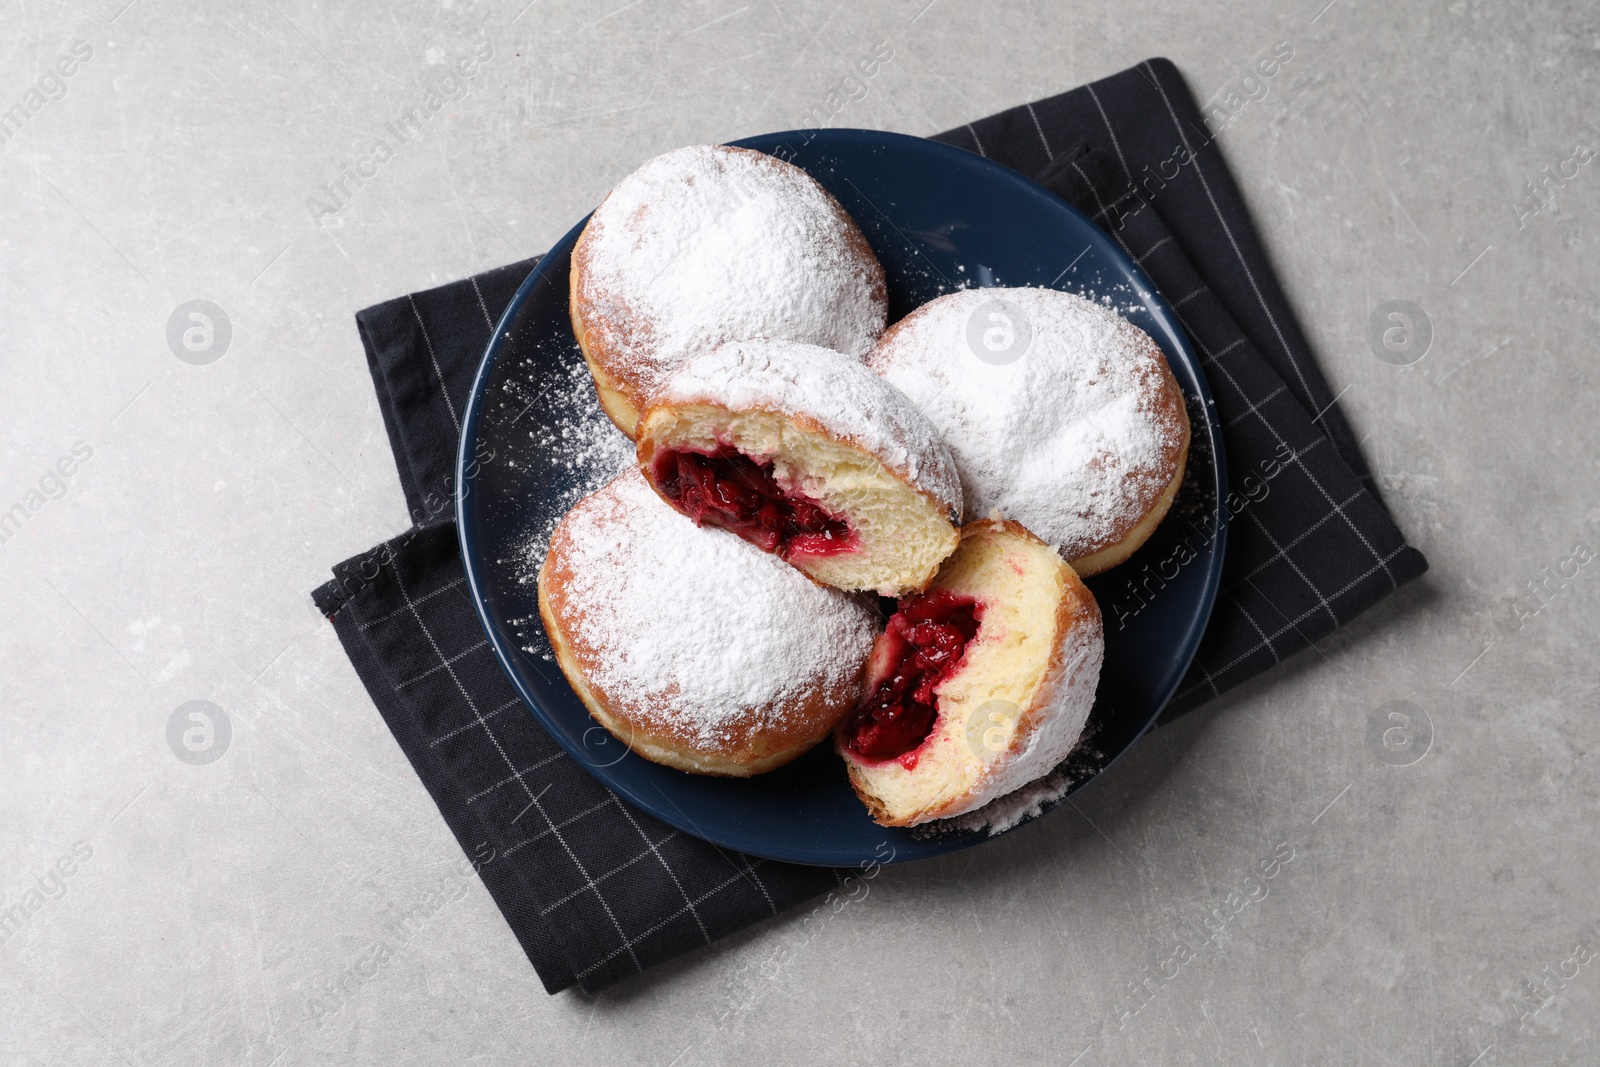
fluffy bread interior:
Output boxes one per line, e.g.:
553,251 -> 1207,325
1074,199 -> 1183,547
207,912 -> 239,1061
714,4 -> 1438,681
840,521 -> 1099,826
638,402 -> 959,597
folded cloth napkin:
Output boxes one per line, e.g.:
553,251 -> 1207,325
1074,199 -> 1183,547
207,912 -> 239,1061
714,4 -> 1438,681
311,57 -> 1426,995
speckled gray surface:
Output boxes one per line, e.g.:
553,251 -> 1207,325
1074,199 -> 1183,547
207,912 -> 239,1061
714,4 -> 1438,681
2,1 -> 1598,1064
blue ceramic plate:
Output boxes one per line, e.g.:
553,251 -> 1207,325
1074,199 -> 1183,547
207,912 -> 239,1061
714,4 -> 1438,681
457,129 -> 1227,867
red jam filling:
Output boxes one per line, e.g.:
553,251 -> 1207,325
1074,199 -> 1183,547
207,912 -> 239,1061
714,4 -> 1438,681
842,591 -> 982,764
653,447 -> 856,559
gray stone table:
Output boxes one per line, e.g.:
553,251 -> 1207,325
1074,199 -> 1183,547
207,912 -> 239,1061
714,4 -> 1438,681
2,0 -> 1596,1063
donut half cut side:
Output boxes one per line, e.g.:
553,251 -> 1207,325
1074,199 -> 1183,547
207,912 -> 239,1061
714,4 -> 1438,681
835,520 -> 1104,827
636,340 -> 963,598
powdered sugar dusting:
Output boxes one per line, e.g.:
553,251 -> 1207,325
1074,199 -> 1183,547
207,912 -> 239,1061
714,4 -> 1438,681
931,767 -> 1075,837
942,771 -> 1072,836
657,338 -> 962,516
922,707 -> 1109,840
527,357 -> 635,478
577,145 -> 886,398
499,344 -> 636,576
547,468 -> 878,749
869,287 -> 1184,560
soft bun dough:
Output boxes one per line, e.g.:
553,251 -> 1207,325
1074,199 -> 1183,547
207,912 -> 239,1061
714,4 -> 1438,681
636,339 -> 961,597
538,468 -> 878,777
867,286 -> 1189,576
570,144 -> 887,438
836,520 -> 1104,826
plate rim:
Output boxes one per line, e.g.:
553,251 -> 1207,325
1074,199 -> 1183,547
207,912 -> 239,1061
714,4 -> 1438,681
456,127 -> 1228,866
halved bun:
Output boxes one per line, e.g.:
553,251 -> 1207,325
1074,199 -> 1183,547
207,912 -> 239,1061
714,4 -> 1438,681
836,520 -> 1104,825
637,339 -> 961,597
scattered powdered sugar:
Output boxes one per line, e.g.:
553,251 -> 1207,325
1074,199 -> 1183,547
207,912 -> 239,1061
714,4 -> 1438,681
936,770 -> 1073,837
870,287 -> 1183,560
919,725 -> 1110,839
577,144 -> 886,397
498,343 -> 637,579
525,357 -> 635,478
548,468 -> 878,748
658,338 -> 962,515
929,765 -> 1077,838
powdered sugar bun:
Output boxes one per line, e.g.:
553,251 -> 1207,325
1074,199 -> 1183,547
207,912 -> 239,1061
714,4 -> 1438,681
537,468 -> 878,777
570,144 -> 888,438
637,339 -> 961,597
836,520 -> 1104,827
867,287 -> 1190,576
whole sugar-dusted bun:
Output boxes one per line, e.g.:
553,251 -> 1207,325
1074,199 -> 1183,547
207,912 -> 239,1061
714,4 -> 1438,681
570,144 -> 887,437
636,338 -> 961,597
868,287 -> 1189,576
538,468 -> 879,777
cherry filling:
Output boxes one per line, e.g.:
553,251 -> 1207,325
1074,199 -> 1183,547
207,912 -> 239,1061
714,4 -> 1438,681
843,591 -> 983,763
653,447 -> 856,559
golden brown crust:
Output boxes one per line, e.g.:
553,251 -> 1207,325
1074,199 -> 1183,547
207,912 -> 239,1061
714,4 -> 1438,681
847,764 -> 895,824
568,263 -> 644,437
1069,408 -> 1190,575
536,478 -> 866,777
834,208 -> 887,321
569,146 -> 886,442
1066,343 -> 1190,575
867,310 -> 916,354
